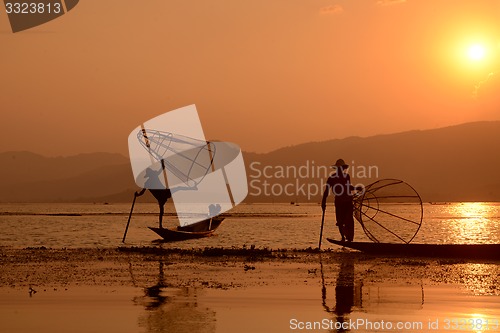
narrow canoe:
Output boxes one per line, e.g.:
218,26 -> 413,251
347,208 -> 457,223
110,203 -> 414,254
149,217 -> 224,242
327,238 -> 500,260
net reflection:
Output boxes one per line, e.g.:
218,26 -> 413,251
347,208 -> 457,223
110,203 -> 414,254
132,261 -> 216,333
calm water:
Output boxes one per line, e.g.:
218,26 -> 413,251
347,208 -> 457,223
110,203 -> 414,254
0,202 -> 499,249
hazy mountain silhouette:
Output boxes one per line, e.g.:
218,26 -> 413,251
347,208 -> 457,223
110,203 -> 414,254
0,151 -> 128,186
0,121 -> 498,202
0,152 -> 134,202
245,121 -> 500,202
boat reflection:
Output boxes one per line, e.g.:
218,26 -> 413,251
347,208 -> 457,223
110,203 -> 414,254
132,261 -> 216,333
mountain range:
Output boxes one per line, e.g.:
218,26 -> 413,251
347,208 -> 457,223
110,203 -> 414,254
0,121 -> 499,203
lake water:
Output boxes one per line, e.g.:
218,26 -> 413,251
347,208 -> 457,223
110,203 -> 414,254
0,202 -> 499,249
1,202 -> 499,333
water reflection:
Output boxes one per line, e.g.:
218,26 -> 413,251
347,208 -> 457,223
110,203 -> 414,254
142,261 -> 170,310
320,255 -> 429,332
333,258 -> 355,330
320,255 -> 359,332
319,255 -> 500,333
132,262 -> 216,333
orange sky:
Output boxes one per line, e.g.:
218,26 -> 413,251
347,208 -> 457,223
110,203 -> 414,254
1,0 -> 499,156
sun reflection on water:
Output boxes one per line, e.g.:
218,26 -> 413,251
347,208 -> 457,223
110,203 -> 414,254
451,263 -> 500,296
445,203 -> 498,244
467,312 -> 500,333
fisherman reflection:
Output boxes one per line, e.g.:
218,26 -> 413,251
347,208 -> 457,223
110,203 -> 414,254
334,257 -> 355,331
321,255 -> 355,332
135,161 -> 196,228
143,261 -> 170,310
134,261 -> 216,333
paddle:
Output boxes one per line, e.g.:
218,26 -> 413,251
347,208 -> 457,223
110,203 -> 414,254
318,208 -> 326,250
122,192 -> 138,243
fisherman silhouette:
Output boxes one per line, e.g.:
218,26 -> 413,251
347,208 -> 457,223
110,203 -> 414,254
135,162 -> 196,228
321,159 -> 362,242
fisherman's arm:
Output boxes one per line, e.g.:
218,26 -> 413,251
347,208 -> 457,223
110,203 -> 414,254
346,175 -> 364,194
354,185 -> 364,192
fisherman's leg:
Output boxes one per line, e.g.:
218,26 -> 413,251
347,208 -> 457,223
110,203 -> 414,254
345,215 -> 354,242
338,202 -> 353,242
345,202 -> 355,242
335,204 -> 346,241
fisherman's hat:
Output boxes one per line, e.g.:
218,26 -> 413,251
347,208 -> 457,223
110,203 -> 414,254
332,159 -> 349,169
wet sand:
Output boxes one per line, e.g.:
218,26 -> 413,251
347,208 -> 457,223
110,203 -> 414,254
1,247 -> 499,332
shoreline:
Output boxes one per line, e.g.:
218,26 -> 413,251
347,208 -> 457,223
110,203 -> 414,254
1,246 -> 499,293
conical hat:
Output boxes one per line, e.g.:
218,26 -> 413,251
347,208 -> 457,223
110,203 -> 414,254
332,159 -> 349,168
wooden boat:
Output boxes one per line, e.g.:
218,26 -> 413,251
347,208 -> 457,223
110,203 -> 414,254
327,238 -> 500,260
149,217 -> 224,242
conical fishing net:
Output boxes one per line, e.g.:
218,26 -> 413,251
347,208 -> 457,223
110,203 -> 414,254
137,129 -> 215,188
354,179 -> 423,244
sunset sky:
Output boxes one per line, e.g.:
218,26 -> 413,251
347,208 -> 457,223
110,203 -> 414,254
1,0 -> 499,156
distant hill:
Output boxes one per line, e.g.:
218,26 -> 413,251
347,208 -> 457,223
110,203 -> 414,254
0,151 -> 128,186
0,152 -> 136,202
244,121 -> 500,202
0,121 -> 499,202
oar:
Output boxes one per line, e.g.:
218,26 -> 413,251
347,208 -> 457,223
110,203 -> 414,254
122,193 -> 138,243
318,208 -> 326,250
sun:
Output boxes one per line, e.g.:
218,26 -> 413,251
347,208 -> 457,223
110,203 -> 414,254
467,44 -> 486,61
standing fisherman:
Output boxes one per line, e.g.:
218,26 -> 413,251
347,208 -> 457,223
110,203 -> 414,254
135,164 -> 195,228
321,159 -> 360,242
135,167 -> 172,229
